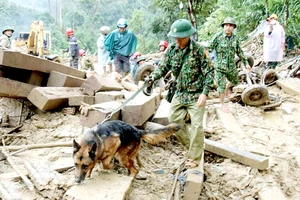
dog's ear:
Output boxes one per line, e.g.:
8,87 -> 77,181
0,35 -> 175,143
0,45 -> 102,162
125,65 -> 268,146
88,141 -> 97,161
73,139 -> 81,154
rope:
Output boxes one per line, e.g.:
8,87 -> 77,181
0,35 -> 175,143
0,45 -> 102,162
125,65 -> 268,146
99,81 -> 149,125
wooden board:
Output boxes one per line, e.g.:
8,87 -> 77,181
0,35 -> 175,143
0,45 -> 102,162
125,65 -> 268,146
204,138 -> 269,170
0,49 -> 86,78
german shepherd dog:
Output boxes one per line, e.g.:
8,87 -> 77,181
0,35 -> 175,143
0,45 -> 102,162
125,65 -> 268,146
73,120 -> 181,183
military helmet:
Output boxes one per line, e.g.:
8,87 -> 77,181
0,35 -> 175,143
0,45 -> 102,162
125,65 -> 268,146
168,19 -> 196,38
117,18 -> 127,28
221,17 -> 237,28
2,26 -> 14,34
100,26 -> 110,35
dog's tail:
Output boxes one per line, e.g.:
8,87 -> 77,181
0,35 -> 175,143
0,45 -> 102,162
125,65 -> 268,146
141,123 -> 182,144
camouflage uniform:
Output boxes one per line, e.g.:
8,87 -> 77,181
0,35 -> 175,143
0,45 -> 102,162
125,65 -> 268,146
209,31 -> 248,92
80,56 -> 94,71
150,39 -> 214,163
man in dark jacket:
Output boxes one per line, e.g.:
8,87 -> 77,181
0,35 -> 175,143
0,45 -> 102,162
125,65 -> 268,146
65,28 -> 80,68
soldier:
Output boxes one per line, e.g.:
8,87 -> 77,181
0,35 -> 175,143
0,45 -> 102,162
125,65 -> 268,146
104,18 -> 137,77
64,28 -> 80,69
147,19 -> 214,169
0,26 -> 14,49
208,17 -> 251,112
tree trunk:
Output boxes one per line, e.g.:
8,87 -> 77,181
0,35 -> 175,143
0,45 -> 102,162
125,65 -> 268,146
59,0 -> 62,31
284,0 -> 289,28
48,0 -> 51,16
265,0 -> 269,18
187,0 -> 198,41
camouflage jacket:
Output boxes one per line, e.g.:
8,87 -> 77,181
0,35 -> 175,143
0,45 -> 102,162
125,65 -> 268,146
151,39 -> 214,104
208,31 -> 248,72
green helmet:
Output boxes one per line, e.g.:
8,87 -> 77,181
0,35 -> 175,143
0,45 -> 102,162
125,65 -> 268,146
168,19 -> 196,38
2,26 -> 14,34
221,17 -> 237,28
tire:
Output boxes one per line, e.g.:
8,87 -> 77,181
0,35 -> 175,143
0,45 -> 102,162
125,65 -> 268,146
52,56 -> 63,63
262,69 -> 278,85
133,63 -> 155,84
241,84 -> 269,106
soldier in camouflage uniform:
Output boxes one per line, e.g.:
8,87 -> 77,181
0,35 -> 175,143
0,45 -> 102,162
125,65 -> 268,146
147,19 -> 214,169
208,17 -> 251,112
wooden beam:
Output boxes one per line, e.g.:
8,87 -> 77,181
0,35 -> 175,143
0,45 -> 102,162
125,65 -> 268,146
204,139 -> 269,170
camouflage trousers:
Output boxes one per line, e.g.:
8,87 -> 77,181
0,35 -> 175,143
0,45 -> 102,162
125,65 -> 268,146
215,69 -> 239,93
168,95 -> 205,164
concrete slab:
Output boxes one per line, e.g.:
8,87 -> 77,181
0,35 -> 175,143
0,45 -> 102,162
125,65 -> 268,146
63,173 -> 133,200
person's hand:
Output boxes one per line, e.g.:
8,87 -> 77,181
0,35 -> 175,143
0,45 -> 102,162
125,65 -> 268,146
197,93 -> 207,107
281,43 -> 285,51
245,64 -> 251,72
144,76 -> 154,87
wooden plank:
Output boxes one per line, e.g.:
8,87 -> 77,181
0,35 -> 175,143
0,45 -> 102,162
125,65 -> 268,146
276,77 -> 300,96
27,87 -> 84,111
258,186 -> 287,200
214,104 -> 243,134
122,93 -> 157,126
63,173 -> 133,200
81,74 -> 123,96
152,99 -> 170,126
47,70 -> 85,87
204,139 -> 269,170
0,77 -> 36,98
0,49 -> 86,79
0,157 -> 73,180
184,153 -> 204,200
80,101 -> 122,128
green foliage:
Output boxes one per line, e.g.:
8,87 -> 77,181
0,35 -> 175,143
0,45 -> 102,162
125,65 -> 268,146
5,0 -> 300,56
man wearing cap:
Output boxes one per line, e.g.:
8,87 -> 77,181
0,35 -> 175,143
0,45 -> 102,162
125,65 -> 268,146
97,26 -> 112,74
104,18 -> 137,77
208,17 -> 250,112
263,14 -> 285,69
147,19 -> 214,169
0,26 -> 14,49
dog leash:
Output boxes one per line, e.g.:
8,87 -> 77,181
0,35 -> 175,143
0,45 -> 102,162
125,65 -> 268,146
99,80 -> 151,124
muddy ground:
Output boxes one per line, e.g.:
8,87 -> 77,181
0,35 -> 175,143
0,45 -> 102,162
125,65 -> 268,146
0,82 -> 300,199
